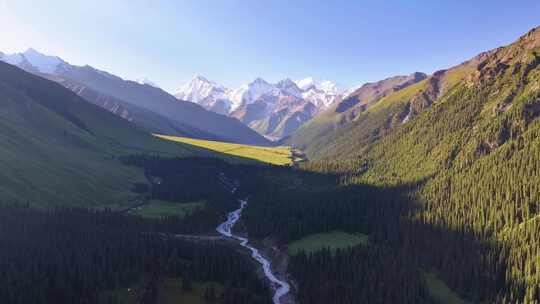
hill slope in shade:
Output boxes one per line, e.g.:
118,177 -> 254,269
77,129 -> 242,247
49,76 -> 223,141
56,66 -> 271,146
0,62 -> 214,208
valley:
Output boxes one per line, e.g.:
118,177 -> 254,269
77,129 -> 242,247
1,3 -> 540,303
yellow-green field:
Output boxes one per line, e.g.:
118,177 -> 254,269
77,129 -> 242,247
287,231 -> 369,255
155,134 -> 294,165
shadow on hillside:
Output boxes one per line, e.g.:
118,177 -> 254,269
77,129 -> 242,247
327,180 -> 527,303
120,154 -> 526,303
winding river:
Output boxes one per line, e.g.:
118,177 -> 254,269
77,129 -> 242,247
216,200 -> 291,304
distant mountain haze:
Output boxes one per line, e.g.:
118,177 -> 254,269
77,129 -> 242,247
0,49 -> 271,146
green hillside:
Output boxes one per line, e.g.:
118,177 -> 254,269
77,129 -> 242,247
291,72 -> 427,154
0,62 -> 214,208
301,26 -> 540,303
301,52 -> 479,164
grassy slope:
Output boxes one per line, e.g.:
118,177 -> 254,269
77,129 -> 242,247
0,62 -> 215,208
130,200 -> 204,218
156,134 -> 293,165
287,231 -> 369,255
291,74 -> 427,152
304,79 -> 427,160
305,27 -> 540,302
303,58 -> 476,164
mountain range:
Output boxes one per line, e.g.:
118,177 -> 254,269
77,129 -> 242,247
0,49 -> 271,146
174,75 -> 348,139
0,60 -> 223,207
291,26 -> 540,304
1,19 -> 540,304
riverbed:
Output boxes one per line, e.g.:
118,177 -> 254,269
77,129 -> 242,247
216,200 -> 291,304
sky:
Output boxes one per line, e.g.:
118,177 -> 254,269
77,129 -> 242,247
1,0 -> 539,92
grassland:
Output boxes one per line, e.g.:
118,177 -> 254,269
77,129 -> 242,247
155,134 -> 294,165
129,200 -> 204,218
287,231 -> 369,255
0,62 -> 224,208
422,270 -> 470,304
104,277 -> 223,304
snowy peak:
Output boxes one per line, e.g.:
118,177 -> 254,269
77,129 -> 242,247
293,77 -> 344,109
275,78 -> 302,97
229,77 -> 275,111
175,75 -> 348,116
319,80 -> 342,95
0,52 -> 24,66
251,77 -> 271,86
174,75 -> 233,114
0,48 -> 66,74
296,77 -> 317,91
295,77 -> 342,94
134,77 -> 159,88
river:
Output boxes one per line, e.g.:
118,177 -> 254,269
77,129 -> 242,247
216,200 -> 291,304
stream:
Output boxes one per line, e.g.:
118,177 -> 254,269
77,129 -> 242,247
216,200 -> 291,304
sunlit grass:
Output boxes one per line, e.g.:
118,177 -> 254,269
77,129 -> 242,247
155,134 -> 293,165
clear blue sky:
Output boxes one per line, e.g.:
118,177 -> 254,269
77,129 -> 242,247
1,0 -> 539,92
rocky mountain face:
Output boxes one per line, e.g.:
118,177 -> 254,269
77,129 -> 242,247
174,75 -> 345,139
336,72 -> 427,114
291,72 -> 427,150
0,49 -> 271,146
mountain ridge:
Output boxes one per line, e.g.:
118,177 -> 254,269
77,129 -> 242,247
174,75 -> 347,139
0,49 -> 271,146
0,60 -> 218,207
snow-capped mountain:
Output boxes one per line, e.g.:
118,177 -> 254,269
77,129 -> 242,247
173,75 -> 350,139
228,78 -> 275,111
175,75 -> 229,103
296,77 -> 317,91
174,75 -> 233,115
228,77 -> 344,139
0,48 -> 67,74
0,48 -> 271,145
295,77 -> 344,109
134,77 -> 159,88
275,78 -> 303,98
175,76 -> 345,114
